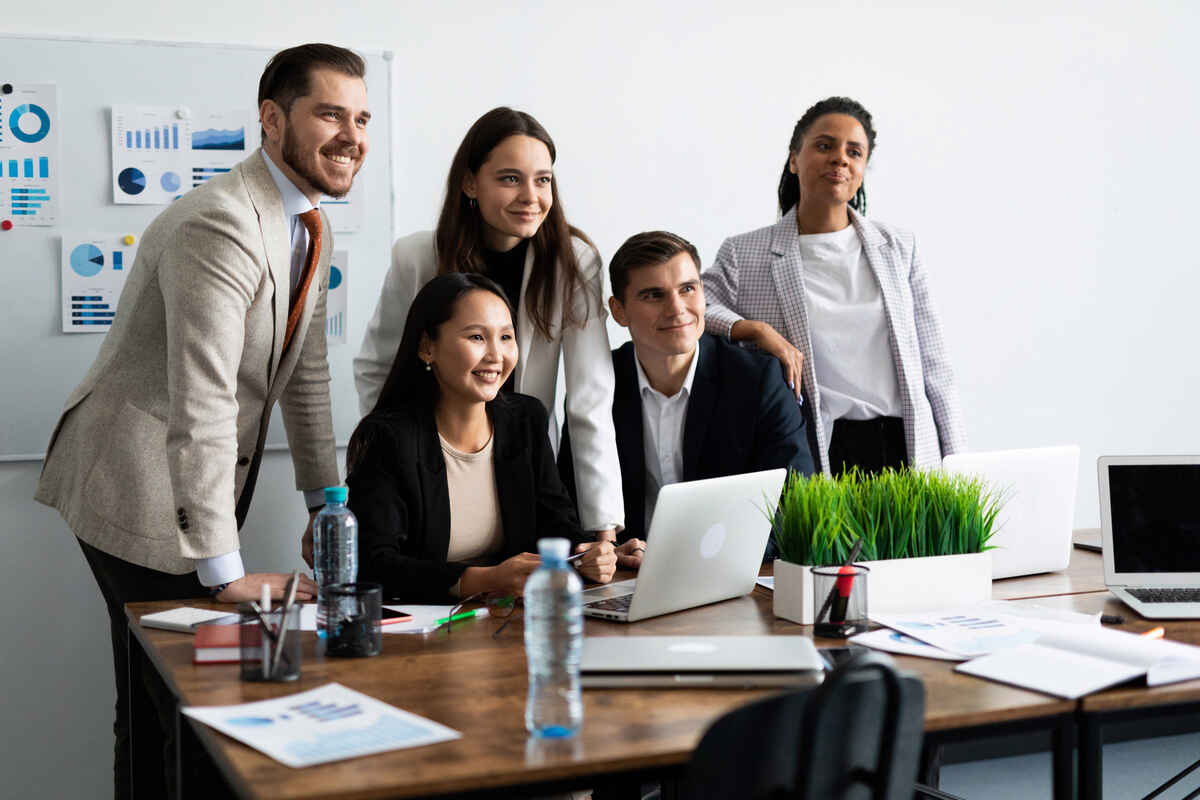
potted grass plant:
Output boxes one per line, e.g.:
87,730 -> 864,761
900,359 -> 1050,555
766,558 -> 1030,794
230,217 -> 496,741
772,468 -> 1003,624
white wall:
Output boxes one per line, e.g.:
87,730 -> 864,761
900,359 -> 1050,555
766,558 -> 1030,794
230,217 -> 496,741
2,2 -> 1198,796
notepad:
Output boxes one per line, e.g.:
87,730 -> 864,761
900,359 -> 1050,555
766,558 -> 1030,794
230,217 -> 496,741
139,607 -> 238,633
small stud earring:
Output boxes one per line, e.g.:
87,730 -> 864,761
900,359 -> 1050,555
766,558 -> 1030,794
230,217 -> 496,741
467,197 -> 477,209
424,361 -> 432,372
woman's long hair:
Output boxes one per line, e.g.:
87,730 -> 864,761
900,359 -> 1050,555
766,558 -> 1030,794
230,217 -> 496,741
347,273 -> 514,473
777,97 -> 877,217
434,106 -> 596,340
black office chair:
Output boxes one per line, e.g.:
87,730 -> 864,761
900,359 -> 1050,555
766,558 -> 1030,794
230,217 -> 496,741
679,650 -> 963,800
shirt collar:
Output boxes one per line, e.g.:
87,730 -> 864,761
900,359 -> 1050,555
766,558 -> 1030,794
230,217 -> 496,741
260,149 -> 318,219
633,343 -> 700,401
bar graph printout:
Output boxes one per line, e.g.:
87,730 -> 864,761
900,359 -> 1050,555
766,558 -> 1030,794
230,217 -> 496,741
0,83 -> 60,226
182,682 -> 461,768
60,233 -> 139,332
326,249 -> 348,345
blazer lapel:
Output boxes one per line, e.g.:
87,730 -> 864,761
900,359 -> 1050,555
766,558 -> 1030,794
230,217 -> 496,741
681,336 -> 715,481
513,243 -> 536,391
612,344 -> 647,539
243,150 -> 292,384
491,402 -> 531,558
416,415 -> 452,560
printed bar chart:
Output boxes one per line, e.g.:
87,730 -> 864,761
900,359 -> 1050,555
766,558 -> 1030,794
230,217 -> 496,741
191,166 -> 231,187
11,188 -> 52,216
24,159 -> 33,178
39,157 -> 48,178
7,160 -> 15,177
113,251 -> 123,270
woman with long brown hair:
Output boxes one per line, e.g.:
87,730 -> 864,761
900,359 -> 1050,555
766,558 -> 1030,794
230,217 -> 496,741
355,107 -> 626,550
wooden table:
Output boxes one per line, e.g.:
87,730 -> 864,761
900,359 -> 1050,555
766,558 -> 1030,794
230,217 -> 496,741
991,536 -> 1106,600
126,581 -> 1078,800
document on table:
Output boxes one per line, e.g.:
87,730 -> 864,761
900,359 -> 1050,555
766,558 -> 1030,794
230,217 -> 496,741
849,629 -> 965,661
755,576 -> 774,591
298,604 -> 457,634
182,683 -> 461,767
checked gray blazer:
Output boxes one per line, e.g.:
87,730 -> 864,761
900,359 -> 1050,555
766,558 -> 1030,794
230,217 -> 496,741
702,207 -> 966,474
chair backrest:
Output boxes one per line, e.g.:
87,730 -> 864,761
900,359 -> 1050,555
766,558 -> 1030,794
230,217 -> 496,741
682,650 -> 925,800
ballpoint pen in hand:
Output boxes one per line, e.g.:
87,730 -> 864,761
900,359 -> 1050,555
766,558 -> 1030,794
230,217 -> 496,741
816,537 -> 864,625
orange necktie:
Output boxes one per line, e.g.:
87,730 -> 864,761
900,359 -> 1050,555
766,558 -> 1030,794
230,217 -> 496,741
283,208 -> 322,354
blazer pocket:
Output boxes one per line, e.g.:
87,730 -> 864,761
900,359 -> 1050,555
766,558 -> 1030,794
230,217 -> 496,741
83,401 -> 177,540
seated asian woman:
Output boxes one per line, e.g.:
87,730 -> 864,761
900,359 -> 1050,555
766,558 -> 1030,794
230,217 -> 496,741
346,272 -> 617,603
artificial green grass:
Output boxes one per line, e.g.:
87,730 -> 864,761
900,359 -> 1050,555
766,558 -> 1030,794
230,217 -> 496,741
773,468 -> 1002,567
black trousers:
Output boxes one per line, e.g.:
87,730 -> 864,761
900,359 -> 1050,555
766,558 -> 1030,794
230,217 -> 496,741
77,538 -> 208,800
827,417 -> 907,475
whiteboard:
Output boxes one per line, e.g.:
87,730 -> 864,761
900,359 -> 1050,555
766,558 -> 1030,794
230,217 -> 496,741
0,35 -> 394,458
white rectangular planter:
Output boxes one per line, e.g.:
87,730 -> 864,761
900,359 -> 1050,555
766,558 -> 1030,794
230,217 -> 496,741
773,551 -> 993,625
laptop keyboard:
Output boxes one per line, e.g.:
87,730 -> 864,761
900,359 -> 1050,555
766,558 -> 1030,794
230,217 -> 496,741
587,595 -> 632,612
1127,588 -> 1200,603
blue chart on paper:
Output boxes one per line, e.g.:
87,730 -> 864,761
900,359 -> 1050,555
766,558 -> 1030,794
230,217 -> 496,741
69,244 -> 105,277
192,127 -> 245,150
10,103 -> 51,144
118,167 -> 146,195
283,715 -> 437,762
329,265 -> 343,290
160,171 -> 181,192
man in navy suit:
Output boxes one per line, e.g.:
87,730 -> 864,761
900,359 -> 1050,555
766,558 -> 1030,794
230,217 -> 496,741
560,230 -> 815,564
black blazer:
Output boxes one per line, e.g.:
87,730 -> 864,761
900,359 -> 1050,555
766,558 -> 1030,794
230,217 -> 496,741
347,393 -> 585,603
560,333 -> 816,544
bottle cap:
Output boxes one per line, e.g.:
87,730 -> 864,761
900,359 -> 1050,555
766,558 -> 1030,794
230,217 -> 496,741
536,537 -> 570,561
323,486 -> 348,503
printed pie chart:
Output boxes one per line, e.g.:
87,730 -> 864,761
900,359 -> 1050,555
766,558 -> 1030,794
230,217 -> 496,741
10,103 -> 51,143
70,244 -> 105,278
329,265 -> 343,290
160,171 -> 181,192
118,167 -> 147,195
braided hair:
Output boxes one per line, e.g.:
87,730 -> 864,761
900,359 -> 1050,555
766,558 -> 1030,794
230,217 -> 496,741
777,97 -> 877,217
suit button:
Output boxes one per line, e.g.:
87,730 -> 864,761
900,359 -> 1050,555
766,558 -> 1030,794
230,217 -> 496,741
237,456 -> 250,466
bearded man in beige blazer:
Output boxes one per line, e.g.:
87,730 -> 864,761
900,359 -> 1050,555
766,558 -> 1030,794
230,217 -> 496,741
34,43 -> 370,798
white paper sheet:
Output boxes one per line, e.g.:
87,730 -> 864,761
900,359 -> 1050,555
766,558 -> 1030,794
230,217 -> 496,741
0,82 -> 60,226
755,576 -> 774,591
299,604 -> 459,635
60,232 -> 139,333
182,682 -> 460,767
325,249 -> 348,345
849,628 -> 965,661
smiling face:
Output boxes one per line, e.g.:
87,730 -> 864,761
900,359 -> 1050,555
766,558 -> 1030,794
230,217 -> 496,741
610,251 -> 706,362
788,113 -> 868,209
462,134 -> 554,252
261,66 -> 370,202
420,289 -> 518,408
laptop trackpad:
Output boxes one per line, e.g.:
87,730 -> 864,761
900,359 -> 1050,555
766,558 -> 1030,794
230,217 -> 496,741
582,579 -> 636,601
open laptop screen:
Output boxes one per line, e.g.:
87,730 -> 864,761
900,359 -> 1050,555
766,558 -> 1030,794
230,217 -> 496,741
1109,464 -> 1200,573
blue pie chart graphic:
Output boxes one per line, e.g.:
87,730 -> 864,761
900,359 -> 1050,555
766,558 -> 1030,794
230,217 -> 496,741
118,167 -> 147,195
329,265 -> 343,290
70,244 -> 105,278
10,103 -> 51,144
160,171 -> 181,192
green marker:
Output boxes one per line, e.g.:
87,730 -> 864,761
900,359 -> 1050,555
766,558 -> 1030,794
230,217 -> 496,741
435,608 -> 491,626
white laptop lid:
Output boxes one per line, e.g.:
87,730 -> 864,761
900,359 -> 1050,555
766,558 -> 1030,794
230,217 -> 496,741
1098,455 -> 1200,589
625,468 -> 787,621
942,446 -> 1079,579
581,636 -> 823,673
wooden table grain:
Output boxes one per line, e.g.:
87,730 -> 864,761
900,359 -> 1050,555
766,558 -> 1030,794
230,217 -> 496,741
127,576 -> 1080,800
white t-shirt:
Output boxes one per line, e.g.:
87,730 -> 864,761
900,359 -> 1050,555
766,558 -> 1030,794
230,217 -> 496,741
799,224 -> 901,438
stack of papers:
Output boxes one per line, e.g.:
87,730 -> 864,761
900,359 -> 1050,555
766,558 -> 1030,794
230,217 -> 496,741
298,604 -> 459,635
182,683 -> 460,767
859,605 -> 1200,698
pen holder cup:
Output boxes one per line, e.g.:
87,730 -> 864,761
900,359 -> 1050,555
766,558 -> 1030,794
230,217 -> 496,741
320,582 -> 382,658
812,564 -> 869,638
238,602 -> 302,682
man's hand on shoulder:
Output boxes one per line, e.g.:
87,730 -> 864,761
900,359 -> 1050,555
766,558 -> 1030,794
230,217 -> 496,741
215,573 -> 317,604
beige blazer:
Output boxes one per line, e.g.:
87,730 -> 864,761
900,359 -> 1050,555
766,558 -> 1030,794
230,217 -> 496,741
35,151 -> 340,574
353,231 -> 624,532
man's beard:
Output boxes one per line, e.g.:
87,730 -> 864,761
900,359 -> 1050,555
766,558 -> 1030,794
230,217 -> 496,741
281,124 -> 353,199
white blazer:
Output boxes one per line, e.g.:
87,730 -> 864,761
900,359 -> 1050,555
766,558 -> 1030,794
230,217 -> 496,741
354,231 -> 624,532
703,208 -> 966,474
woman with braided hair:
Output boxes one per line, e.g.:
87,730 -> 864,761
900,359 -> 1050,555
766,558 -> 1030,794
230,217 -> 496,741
702,96 -> 966,475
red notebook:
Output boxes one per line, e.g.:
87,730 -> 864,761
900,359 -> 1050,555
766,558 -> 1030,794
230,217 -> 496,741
193,623 -> 243,664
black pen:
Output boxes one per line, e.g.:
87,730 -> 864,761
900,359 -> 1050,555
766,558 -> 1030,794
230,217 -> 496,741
816,538 -> 864,625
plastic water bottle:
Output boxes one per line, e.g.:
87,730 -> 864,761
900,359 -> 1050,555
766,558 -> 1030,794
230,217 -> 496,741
524,537 -> 584,737
313,486 -> 357,637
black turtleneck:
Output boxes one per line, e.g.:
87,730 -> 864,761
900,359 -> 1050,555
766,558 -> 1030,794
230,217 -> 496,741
480,238 -> 528,394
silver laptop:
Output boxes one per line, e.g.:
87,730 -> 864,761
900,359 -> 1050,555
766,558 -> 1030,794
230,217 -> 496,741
1099,455 -> 1200,619
580,635 -> 824,688
581,469 -> 787,622
942,446 -> 1079,579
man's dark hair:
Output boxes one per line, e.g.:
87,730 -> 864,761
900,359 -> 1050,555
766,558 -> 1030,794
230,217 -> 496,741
257,43 -> 366,136
609,230 -> 701,303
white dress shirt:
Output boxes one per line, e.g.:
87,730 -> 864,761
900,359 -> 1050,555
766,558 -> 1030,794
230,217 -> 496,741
196,150 -> 323,588
798,224 -> 901,442
634,345 -> 699,533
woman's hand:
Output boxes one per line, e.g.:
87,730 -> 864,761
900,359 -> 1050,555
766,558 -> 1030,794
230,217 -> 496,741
573,540 -> 617,584
463,553 -> 543,598
732,320 -> 804,400
614,538 -> 646,570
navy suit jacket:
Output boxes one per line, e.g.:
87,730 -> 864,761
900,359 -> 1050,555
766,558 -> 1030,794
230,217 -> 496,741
560,333 -> 815,546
